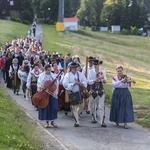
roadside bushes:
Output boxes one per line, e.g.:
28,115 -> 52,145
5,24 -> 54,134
121,26 -> 138,35
11,17 -> 22,23
11,17 -> 30,25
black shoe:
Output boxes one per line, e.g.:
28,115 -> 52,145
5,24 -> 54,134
116,121 -> 119,126
101,123 -> 106,127
74,123 -> 79,127
34,106 -> 38,111
86,110 -> 90,114
92,120 -> 97,124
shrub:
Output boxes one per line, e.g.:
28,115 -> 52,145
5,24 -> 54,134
121,28 -> 129,35
22,20 -> 30,25
130,26 -> 137,35
11,17 -> 22,23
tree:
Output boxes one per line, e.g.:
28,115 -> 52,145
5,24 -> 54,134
64,0 -> 81,17
77,0 -> 104,27
32,0 -> 43,18
120,0 -> 131,30
21,0 -> 34,23
40,0 -> 59,23
139,1 -> 149,28
100,0 -> 123,28
129,0 -> 141,28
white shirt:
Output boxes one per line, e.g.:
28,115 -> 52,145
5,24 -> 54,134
88,68 -> 107,85
9,65 -> 19,73
63,71 -> 87,92
82,65 -> 94,77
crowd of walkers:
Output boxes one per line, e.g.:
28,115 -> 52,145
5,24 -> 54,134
0,35 -> 134,129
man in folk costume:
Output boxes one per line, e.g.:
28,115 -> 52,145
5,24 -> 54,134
82,56 -> 95,114
26,64 -> 42,108
88,59 -> 107,127
63,62 -> 87,127
9,58 -> 21,95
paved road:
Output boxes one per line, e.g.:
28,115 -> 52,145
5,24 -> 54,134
3,81 -> 150,150
2,24 -> 150,150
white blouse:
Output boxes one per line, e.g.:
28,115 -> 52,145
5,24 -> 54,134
37,72 -> 59,98
112,75 -> 131,89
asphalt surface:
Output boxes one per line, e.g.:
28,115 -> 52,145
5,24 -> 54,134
1,24 -> 150,150
3,81 -> 150,150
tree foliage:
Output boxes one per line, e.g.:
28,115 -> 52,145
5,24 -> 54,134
100,0 -> 148,29
31,0 -> 149,29
77,0 -> 104,27
21,0 -> 34,23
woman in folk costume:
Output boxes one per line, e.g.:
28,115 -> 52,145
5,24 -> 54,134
37,64 -> 59,128
18,60 -> 30,98
109,66 -> 134,129
63,62 -> 87,127
88,59 -> 107,127
26,64 -> 42,106
9,58 -> 21,95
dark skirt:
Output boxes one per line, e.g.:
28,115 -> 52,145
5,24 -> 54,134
12,78 -> 21,93
38,95 -> 58,121
109,88 -> 134,123
31,84 -> 37,105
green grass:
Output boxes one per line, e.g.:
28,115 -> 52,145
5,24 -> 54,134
0,86 -> 41,150
43,25 -> 150,128
0,20 -> 42,149
0,20 -> 30,46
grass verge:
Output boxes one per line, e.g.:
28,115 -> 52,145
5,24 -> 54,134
0,20 -> 42,149
0,86 -> 42,149
0,20 -> 30,46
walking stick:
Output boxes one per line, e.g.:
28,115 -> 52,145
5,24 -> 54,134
84,56 -> 89,111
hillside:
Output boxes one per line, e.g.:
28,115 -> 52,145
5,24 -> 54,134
0,20 -> 30,46
43,25 -> 150,127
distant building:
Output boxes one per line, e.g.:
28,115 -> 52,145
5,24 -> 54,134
0,0 -> 21,19
64,18 -> 79,31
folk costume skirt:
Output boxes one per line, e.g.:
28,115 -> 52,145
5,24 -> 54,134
109,88 -> 134,123
38,95 -> 58,121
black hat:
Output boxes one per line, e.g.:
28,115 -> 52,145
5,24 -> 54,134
52,54 -> 58,58
69,62 -> 79,68
93,59 -> 103,65
88,56 -> 94,62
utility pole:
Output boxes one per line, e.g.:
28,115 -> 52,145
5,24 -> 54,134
58,0 -> 64,22
56,0 -> 64,31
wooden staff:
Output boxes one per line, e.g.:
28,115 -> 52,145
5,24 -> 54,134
84,56 -> 89,110
85,56 -> 88,78
64,55 -> 69,103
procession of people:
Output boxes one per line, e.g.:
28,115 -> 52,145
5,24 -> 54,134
0,35 -> 134,129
